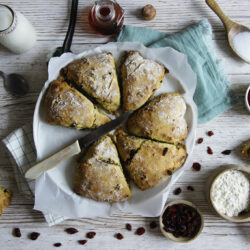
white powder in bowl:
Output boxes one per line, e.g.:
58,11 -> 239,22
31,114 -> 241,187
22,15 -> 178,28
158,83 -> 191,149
211,170 -> 249,217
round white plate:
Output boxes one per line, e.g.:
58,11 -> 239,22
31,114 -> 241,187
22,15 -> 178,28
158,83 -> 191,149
33,42 -> 197,218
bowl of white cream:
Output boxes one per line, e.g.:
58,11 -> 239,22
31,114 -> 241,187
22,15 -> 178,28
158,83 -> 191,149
207,165 -> 250,222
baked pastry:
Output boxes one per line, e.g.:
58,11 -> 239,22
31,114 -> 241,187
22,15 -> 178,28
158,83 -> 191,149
0,187 -> 11,215
121,51 -> 167,112
115,129 -> 187,191
74,136 -> 131,202
127,93 -> 188,144
44,80 -> 110,129
241,140 -> 250,158
60,53 -> 120,112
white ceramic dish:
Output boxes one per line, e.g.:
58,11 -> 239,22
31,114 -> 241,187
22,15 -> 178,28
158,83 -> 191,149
245,85 -> 250,112
32,42 -> 197,218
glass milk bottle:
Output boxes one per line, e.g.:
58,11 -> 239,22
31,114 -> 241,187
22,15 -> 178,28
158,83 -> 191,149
0,4 -> 36,54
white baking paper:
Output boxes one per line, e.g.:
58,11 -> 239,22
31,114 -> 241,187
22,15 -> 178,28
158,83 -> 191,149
33,42 -> 197,218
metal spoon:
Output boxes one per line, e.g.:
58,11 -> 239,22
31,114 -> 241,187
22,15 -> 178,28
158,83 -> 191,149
206,0 -> 250,64
0,71 -> 29,96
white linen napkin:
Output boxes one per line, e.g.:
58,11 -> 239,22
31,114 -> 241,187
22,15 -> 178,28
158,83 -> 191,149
2,124 -> 68,226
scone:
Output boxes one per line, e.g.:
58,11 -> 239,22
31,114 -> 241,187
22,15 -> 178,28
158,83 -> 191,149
60,53 -> 120,112
241,140 -> 250,158
44,80 -> 110,129
74,136 -> 131,202
127,93 -> 188,144
121,51 -> 167,112
115,129 -> 187,191
0,187 -> 11,215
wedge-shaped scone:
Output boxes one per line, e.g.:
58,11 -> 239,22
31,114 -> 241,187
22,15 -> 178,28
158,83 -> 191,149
127,93 -> 188,144
0,187 -> 11,215
44,80 -> 110,129
121,51 -> 167,111
60,53 -> 120,112
74,136 -> 131,202
115,130 -> 187,191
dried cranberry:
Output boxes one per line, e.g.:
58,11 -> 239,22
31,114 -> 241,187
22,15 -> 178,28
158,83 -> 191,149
187,186 -> 194,191
197,138 -> 203,144
207,131 -> 214,136
78,240 -> 87,245
192,162 -> 201,171
115,233 -> 124,240
221,150 -> 231,155
174,187 -> 182,195
86,232 -> 96,239
126,223 -> 132,231
54,243 -> 62,247
167,170 -> 172,175
149,221 -> 157,229
135,227 -> 145,235
65,227 -> 78,234
30,232 -> 40,240
207,146 -> 213,154
162,147 -> 168,156
13,227 -> 21,238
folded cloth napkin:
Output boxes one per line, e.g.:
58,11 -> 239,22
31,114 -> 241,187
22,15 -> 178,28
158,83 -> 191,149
116,19 -> 239,123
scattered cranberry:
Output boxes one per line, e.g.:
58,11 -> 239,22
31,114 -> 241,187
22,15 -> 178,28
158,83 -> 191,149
78,240 -> 87,245
30,232 -> 40,240
221,150 -> 231,155
126,223 -> 132,231
54,243 -> 62,247
115,233 -> 124,240
207,131 -> 214,136
187,186 -> 194,191
149,221 -> 157,229
174,187 -> 182,195
86,232 -> 96,239
192,162 -> 201,171
65,227 -> 78,234
135,227 -> 145,236
207,146 -> 213,154
13,227 -> 21,238
197,138 -> 203,144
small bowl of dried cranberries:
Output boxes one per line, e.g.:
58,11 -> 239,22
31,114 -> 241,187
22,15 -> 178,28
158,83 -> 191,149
159,200 -> 204,243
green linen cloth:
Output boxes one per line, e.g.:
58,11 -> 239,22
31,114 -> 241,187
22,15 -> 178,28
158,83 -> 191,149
116,19 -> 238,123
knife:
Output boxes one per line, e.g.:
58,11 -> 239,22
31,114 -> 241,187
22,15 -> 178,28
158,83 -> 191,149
25,111 -> 132,180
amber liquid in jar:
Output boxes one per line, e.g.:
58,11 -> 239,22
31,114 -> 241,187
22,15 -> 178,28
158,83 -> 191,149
88,0 -> 124,35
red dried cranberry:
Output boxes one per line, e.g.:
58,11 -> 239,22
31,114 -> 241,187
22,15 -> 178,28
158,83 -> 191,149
167,170 -> 172,175
162,147 -> 168,156
54,243 -> 62,247
30,232 -> 40,240
187,186 -> 194,191
65,227 -> 78,234
115,233 -> 124,240
207,131 -> 214,136
197,138 -> 203,144
221,150 -> 231,155
86,232 -> 96,239
126,223 -> 132,231
149,221 -> 157,229
135,227 -> 145,235
78,240 -> 87,245
13,227 -> 21,237
192,162 -> 201,171
174,187 -> 182,195
207,146 -> 213,154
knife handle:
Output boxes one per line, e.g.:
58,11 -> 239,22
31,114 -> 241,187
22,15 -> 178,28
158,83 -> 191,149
25,140 -> 81,180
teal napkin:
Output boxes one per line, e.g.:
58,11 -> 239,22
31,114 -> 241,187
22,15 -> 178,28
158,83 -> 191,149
116,19 -> 238,123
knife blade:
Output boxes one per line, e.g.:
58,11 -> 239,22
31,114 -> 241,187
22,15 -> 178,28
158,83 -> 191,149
25,111 -> 132,180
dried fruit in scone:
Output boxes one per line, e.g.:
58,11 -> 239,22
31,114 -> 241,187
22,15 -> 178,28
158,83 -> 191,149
44,80 -> 110,129
74,136 -> 131,202
127,93 -> 188,144
241,140 -> 250,158
60,53 -> 120,112
121,51 -> 167,112
115,129 -> 187,191
0,187 -> 12,215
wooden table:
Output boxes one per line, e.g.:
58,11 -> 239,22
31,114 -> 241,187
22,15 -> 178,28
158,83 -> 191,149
0,0 -> 249,249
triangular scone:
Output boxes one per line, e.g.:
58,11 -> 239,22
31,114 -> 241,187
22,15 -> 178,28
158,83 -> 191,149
127,93 -> 188,144
0,187 -> 11,215
74,136 -> 131,202
115,129 -> 187,191
60,53 -> 120,112
44,80 -> 110,129
121,51 -> 167,111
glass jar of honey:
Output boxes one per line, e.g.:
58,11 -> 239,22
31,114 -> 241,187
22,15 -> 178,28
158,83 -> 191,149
88,0 -> 125,35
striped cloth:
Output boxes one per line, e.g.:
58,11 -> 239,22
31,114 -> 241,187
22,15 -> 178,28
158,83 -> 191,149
2,124 -> 67,226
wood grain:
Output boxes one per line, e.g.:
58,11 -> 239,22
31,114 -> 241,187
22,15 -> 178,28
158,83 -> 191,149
0,0 -> 249,249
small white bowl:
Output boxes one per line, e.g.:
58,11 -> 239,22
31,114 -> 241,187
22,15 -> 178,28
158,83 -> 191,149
245,85 -> 250,112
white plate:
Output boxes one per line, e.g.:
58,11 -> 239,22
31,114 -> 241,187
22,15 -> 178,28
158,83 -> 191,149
33,42 -> 197,218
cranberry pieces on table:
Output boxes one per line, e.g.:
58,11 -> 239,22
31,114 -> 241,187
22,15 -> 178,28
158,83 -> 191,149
13,227 -> 21,237
53,243 -> 62,247
197,138 -> 203,144
135,227 -> 145,236
78,240 -> 87,245
30,232 -> 40,240
207,146 -> 213,155
86,232 -> 96,239
221,150 -> 231,155
187,186 -> 194,191
149,221 -> 157,229
192,162 -> 201,171
65,227 -> 78,234
115,233 -> 124,240
207,131 -> 214,136
173,187 -> 182,195
162,204 -> 201,238
126,223 -> 132,231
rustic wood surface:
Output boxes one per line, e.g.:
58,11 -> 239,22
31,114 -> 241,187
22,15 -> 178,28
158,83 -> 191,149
0,0 -> 249,249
